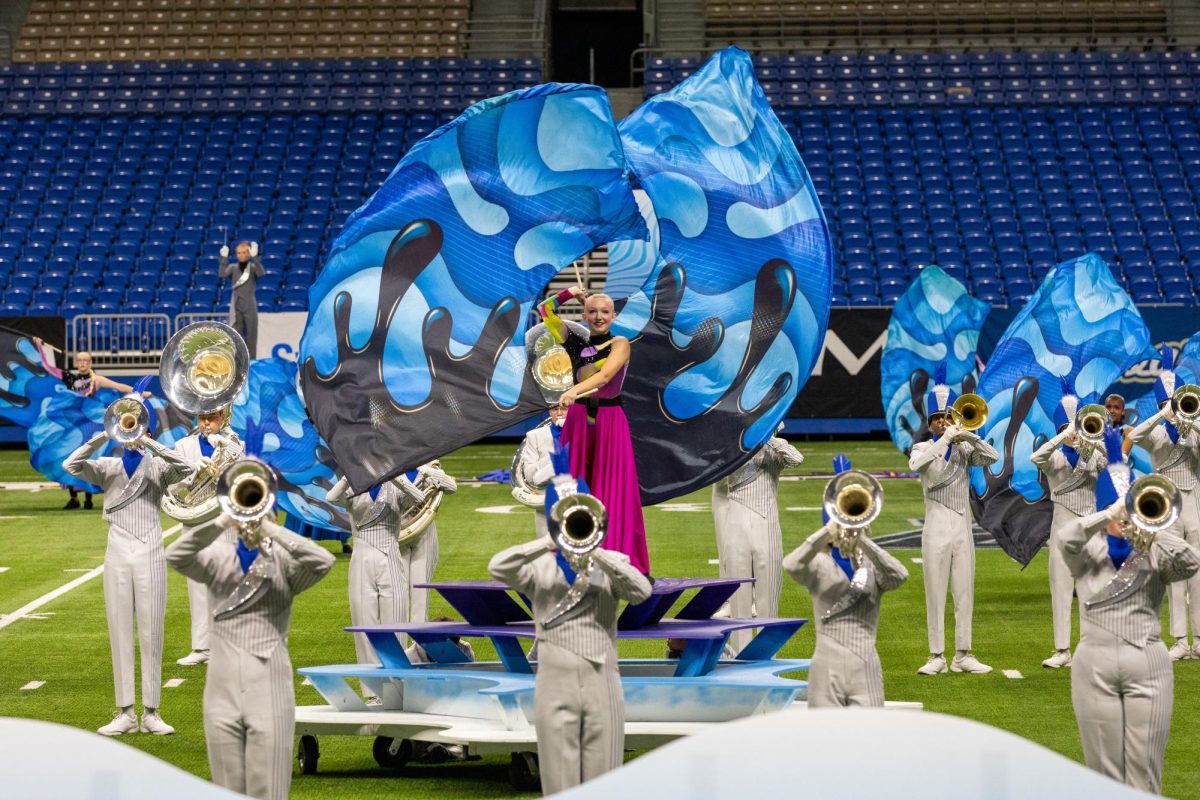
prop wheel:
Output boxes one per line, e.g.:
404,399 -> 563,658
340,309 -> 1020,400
373,736 -> 412,770
509,751 -> 540,792
297,735 -> 319,775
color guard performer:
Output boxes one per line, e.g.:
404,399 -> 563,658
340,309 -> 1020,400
489,460 -> 651,795
1128,348 -> 1200,660
327,470 -> 425,701
783,456 -> 907,707
63,399 -> 192,735
172,407 -> 243,666
909,369 -> 999,675
1060,426 -> 1199,793
166,505 -> 335,800
712,426 -> 803,652
1030,384 -> 1105,668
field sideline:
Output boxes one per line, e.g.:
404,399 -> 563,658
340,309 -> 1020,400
1,441 -> 1198,799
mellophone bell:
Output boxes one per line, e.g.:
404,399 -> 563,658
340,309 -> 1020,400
162,321 -> 336,800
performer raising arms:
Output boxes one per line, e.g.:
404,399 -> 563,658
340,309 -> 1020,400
1060,426 -> 1199,793
539,286 -> 650,575
1128,347 -> 1200,660
1030,383 -> 1105,669
909,367 -> 999,676
783,456 -> 908,707
173,407 -> 243,667
328,470 -> 425,701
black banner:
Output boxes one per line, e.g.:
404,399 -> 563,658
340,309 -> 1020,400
789,308 -> 889,419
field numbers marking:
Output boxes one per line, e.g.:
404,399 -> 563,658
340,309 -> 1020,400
1003,670 -> 1024,680
164,679 -> 186,689
0,524 -> 181,632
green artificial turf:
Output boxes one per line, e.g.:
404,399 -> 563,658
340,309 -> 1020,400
1,443 -> 1198,798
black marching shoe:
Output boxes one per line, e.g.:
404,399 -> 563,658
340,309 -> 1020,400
63,499 -> 80,510
83,498 -> 94,510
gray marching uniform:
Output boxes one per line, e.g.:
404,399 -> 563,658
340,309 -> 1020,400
219,254 -> 263,358
1129,417 -> 1200,641
166,516 -> 335,800
489,538 -> 652,796
517,423 -> 557,538
174,431 -> 243,653
784,525 -> 908,707
64,433 -> 191,710
712,437 -> 803,652
1031,438 -> 1104,651
329,476 -> 423,676
909,432 -> 999,654
398,467 -> 457,632
1059,508 -> 1200,793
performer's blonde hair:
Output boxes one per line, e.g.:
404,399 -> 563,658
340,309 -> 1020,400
584,292 -> 614,310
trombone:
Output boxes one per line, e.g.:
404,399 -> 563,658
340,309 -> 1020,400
822,470 -> 884,566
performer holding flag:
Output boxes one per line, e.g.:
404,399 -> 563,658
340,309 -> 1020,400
1128,345 -> 1200,660
910,365 -> 999,676
1030,380 -> 1105,669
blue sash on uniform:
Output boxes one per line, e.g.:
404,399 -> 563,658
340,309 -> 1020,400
830,546 -> 855,580
1106,535 -> 1133,570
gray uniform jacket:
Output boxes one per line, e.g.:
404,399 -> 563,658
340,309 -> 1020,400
64,434 -> 191,536
219,255 -> 264,309
909,433 -> 1000,512
328,476 -> 424,551
1031,439 -> 1105,520
713,437 -> 804,518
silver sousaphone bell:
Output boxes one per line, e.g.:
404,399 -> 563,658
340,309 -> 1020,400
103,395 -> 150,444
160,321 -> 250,415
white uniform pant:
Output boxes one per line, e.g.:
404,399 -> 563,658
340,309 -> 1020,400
399,525 -> 439,635
534,641 -> 624,796
348,539 -> 405,692
806,636 -> 883,708
1071,628 -> 1172,795
204,636 -> 294,800
921,500 -> 975,654
1167,489 -> 1200,640
533,510 -> 548,538
103,529 -> 166,709
713,501 -> 782,653
1048,508 -> 1082,652
186,578 -> 210,652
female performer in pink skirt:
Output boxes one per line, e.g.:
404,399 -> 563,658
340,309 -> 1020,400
538,286 -> 650,575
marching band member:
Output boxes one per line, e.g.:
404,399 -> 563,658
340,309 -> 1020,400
219,240 -> 263,358
1030,383 -> 1105,668
783,456 -> 907,707
1128,347 -> 1200,660
166,509 -> 335,800
172,407 -> 243,667
327,470 -> 425,701
514,406 -> 567,538
909,367 -> 999,675
63,402 -> 192,736
540,286 -> 650,575
400,461 -> 458,628
489,457 -> 652,796
712,426 -> 803,652
1060,426 -> 1199,793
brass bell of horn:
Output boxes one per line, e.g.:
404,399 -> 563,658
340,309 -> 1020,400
948,393 -> 989,432
160,321 -> 249,416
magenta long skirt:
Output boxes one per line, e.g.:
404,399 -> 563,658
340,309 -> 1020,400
560,403 -> 650,574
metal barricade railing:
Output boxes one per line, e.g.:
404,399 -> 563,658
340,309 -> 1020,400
173,311 -> 228,331
69,314 -> 173,372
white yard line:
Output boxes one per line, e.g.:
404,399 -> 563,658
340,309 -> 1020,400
163,678 -> 186,689
910,558 -> 923,564
19,681 -> 45,691
0,482 -> 60,490
1002,670 -> 1024,680
0,567 -> 9,573
0,515 -> 34,520
0,524 -> 182,632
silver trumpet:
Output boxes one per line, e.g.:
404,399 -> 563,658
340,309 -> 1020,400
217,458 -> 278,547
1124,474 -> 1181,551
547,475 -> 607,567
1171,384 -> 1200,436
822,469 -> 884,566
1074,403 -> 1108,457
103,395 -> 150,445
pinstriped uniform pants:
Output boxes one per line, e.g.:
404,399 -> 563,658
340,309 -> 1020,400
203,636 -> 295,800
533,641 -> 624,796
806,636 -> 884,708
1071,629 -> 1173,795
1167,489 -> 1200,640
399,525 -> 439,635
102,528 -> 166,709
920,500 -> 975,654
1047,507 -> 1082,652
348,539 -> 405,675
713,501 -> 783,653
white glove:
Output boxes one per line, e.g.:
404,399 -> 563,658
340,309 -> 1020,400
942,424 -> 963,441
419,464 -> 457,492
1103,499 -> 1129,524
249,241 -> 259,258
207,433 -> 231,450
196,456 -> 212,471
220,245 -> 230,258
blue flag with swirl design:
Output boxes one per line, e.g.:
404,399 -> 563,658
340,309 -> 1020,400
611,47 -> 833,503
1133,332 -> 1200,424
881,266 -> 990,455
970,253 -> 1155,564
298,84 -> 647,491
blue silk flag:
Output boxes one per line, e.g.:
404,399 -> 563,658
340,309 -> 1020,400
298,83 -> 646,491
881,266 -> 990,454
231,346 -> 350,532
1133,332 -> 1200,424
612,47 -> 833,502
970,253 -> 1155,564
